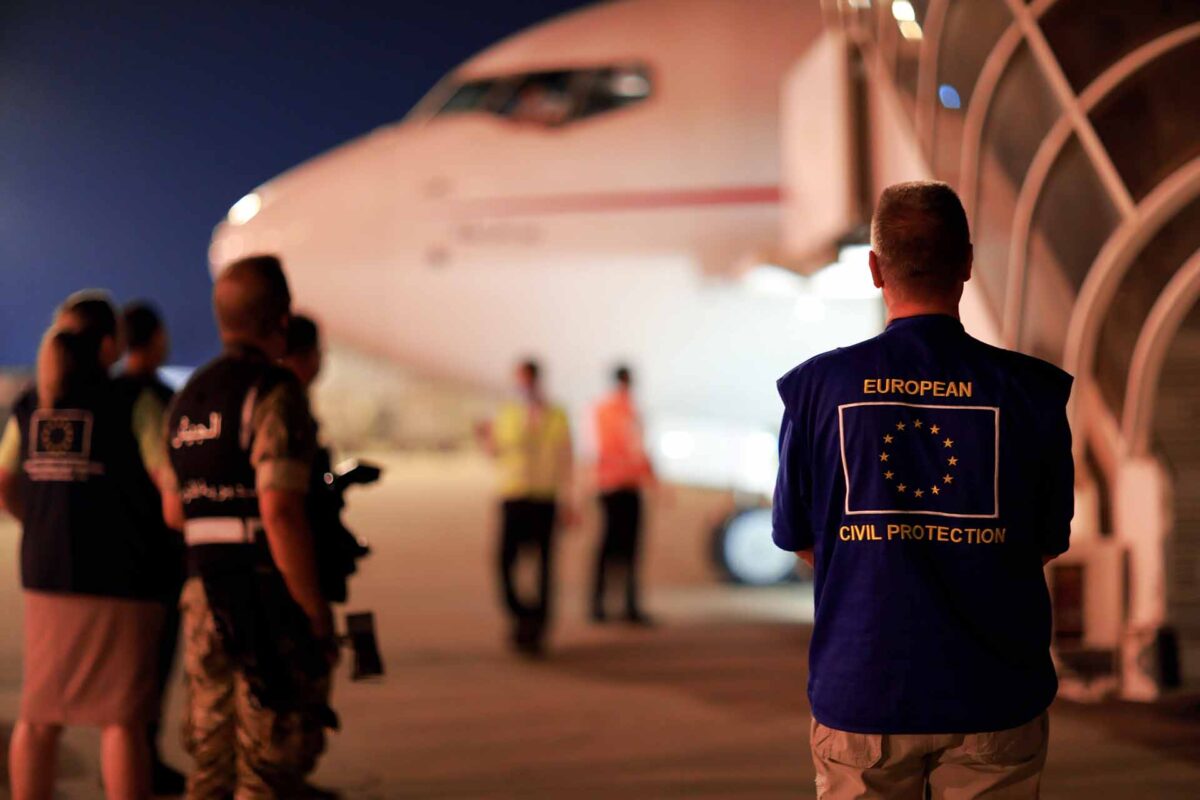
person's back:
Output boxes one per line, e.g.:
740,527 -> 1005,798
161,255 -> 334,797
5,319 -> 169,800
777,316 -> 1071,732
14,372 -> 165,600
493,397 -> 571,502
773,181 -> 1073,798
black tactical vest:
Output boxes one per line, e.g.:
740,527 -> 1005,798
166,347 -> 333,716
14,379 -> 167,599
166,346 -> 295,575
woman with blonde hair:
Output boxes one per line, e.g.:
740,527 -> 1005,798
1,306 -> 170,799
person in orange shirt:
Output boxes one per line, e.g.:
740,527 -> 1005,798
591,365 -> 655,624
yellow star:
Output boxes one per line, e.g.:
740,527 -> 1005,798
879,452 -> 890,462
943,474 -> 954,484
948,456 -> 958,466
883,470 -> 894,480
914,488 -> 924,498
929,424 -> 940,435
896,422 -> 906,431
943,437 -> 954,448
897,483 -> 907,493
883,434 -> 894,444
931,485 -> 940,495
914,419 -> 923,429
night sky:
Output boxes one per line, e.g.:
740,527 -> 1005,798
0,0 -> 589,366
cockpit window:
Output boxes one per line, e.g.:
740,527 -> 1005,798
438,79 -> 502,115
434,64 -> 652,126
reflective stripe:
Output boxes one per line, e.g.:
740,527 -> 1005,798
184,517 -> 261,546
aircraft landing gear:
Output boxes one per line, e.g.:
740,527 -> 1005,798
711,507 -> 810,585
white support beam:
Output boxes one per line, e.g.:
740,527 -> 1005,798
1002,0 -> 1136,217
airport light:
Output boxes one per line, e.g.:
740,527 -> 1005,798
792,294 -> 827,323
227,192 -> 262,226
792,245 -> 879,301
743,264 -> 806,296
938,84 -> 962,109
891,0 -> 916,22
660,431 -> 697,461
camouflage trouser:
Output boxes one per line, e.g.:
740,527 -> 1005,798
180,578 -> 330,799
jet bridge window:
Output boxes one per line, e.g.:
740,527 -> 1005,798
435,64 -> 651,126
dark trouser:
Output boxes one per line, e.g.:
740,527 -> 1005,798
498,499 -> 557,632
148,596 -> 182,748
150,541 -> 186,762
593,488 -> 643,618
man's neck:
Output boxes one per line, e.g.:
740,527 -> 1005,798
123,353 -> 157,378
884,299 -> 960,325
221,335 -> 273,359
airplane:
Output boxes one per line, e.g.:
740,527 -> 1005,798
208,0 -> 886,585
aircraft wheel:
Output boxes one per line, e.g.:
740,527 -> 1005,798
711,507 -> 804,586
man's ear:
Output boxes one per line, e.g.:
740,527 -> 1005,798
961,244 -> 974,283
868,250 -> 885,289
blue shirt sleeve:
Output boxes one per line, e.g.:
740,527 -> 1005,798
1039,375 -> 1074,556
773,410 -> 814,552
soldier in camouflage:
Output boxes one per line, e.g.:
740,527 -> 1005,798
162,256 -> 337,798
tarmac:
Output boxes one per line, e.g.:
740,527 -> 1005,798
0,451 -> 1198,798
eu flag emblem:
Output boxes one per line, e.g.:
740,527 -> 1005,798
838,402 -> 999,518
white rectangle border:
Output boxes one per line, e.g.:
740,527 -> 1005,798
837,401 -> 1001,519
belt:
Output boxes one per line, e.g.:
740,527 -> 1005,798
184,517 -> 262,546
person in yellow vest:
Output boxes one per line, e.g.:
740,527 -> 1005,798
480,358 -> 575,656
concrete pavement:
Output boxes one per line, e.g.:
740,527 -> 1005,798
0,452 -> 1198,797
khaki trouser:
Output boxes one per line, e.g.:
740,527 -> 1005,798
811,713 -> 1048,799
180,578 -> 329,800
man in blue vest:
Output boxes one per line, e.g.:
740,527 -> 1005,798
773,181 -> 1073,799
163,255 -> 336,798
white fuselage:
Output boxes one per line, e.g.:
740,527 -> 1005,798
210,0 -> 882,491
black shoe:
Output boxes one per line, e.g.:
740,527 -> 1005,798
590,607 -> 608,624
151,757 -> 186,796
513,617 -> 546,657
624,611 -> 656,627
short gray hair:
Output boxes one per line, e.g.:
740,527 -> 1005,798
870,181 -> 971,291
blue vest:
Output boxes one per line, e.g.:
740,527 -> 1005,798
13,379 -> 166,600
773,314 -> 1074,734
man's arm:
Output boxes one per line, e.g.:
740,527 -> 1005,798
0,469 -> 23,522
251,380 -> 331,639
1039,377 -> 1075,561
259,487 -> 331,638
162,485 -> 185,532
0,418 -> 24,521
772,412 -> 815,555
131,388 -> 170,492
